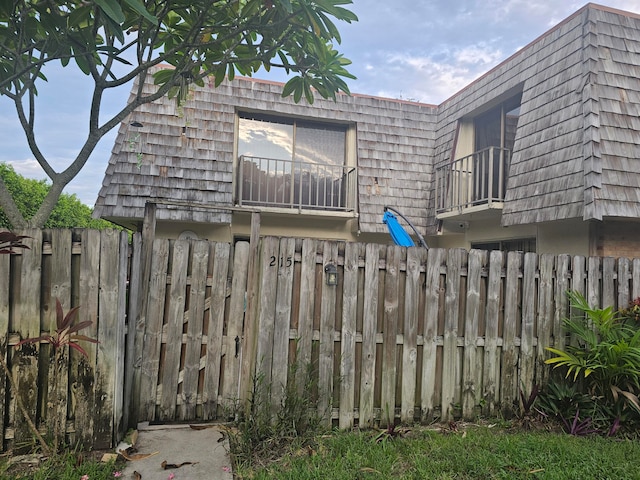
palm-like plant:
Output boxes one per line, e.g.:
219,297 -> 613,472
16,298 -> 98,357
16,298 -> 98,451
546,291 -> 640,415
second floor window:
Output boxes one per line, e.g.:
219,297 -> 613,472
237,113 -> 356,211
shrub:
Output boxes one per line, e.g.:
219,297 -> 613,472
544,291 -> 640,434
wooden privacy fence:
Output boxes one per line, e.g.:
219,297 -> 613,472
0,229 -> 129,452
133,236 -> 640,429
3,230 -> 640,451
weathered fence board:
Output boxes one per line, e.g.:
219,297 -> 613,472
380,245 -> 400,426
0,237 -> 10,452
482,250 -> 502,415
318,241 -> 338,425
401,247 -> 422,422
271,238 -> 295,411
74,229 -> 101,448
139,239 -> 170,421
422,248 -> 444,421
159,240 -> 189,421
201,242 -> 231,419
13,230 -> 43,451
360,243 -> 379,427
181,240 -> 209,420
462,249 -> 483,419
339,243 -> 358,429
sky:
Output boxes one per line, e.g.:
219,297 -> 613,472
2,1 -> 640,206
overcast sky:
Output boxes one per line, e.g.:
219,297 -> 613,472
2,1 -> 640,206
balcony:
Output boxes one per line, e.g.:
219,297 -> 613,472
435,147 -> 510,218
237,155 -> 357,213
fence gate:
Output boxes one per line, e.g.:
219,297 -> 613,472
135,238 -> 249,422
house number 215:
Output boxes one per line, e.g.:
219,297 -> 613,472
270,255 -> 292,268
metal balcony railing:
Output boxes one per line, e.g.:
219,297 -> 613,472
435,147 -> 510,215
237,155 -> 357,212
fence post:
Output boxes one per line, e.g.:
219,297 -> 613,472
130,202 -> 156,425
239,212 -> 261,409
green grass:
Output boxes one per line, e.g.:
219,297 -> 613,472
234,425 -> 640,479
0,452 -> 123,480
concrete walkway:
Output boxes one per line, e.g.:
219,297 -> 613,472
119,423 -> 233,480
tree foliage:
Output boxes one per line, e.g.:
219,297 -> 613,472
0,0 -> 357,227
0,163 -> 116,229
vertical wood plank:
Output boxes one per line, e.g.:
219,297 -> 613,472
159,240 -> 189,420
138,239 -> 170,421
131,204 -> 156,425
422,248 -> 445,421
47,229 -> 72,445
401,247 -> 423,423
442,248 -> 463,421
359,243 -> 379,428
73,230 -> 100,448
295,239 -> 316,392
380,245 -> 400,426
482,250 -> 503,416
339,242 -> 358,429
587,256 -> 601,309
318,241 -> 338,425
123,233 -> 142,431
571,256 -> 586,297
554,255 -> 571,352
0,232 -> 11,452
535,254 -> 555,387
202,242 -> 230,419
239,212 -> 261,406
181,240 -> 209,420
221,242 -> 249,409
602,257 -> 616,308
520,252 -> 537,395
462,249 -> 484,420
271,238 -> 295,410
254,237 -> 280,386
632,259 -> 640,300
93,230 -> 122,448
500,251 -> 521,417
618,257 -> 630,311
13,229 -> 42,451
113,231 -> 129,442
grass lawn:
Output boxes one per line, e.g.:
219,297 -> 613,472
233,424 -> 640,479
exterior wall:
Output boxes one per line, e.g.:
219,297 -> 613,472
95,75 -> 437,239
431,9 -> 588,233
593,220 -> 640,258
94,5 -> 640,257
590,9 -> 640,220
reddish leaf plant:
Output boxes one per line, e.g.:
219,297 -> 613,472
16,298 -> 98,357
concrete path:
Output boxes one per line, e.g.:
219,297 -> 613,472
119,422 -> 233,480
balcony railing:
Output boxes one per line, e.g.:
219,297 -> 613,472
435,147 -> 510,216
237,155 -> 357,212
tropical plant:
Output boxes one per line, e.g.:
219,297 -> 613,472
16,299 -> 98,451
0,0 -> 357,228
545,290 -> 640,426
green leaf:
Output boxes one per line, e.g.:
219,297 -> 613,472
94,0 -> 125,24
153,68 -> 176,86
74,52 -> 91,75
123,0 -> 159,25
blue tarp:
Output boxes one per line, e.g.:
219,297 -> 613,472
383,211 -> 415,247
